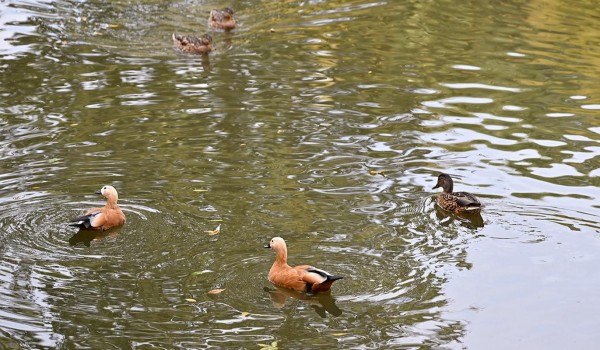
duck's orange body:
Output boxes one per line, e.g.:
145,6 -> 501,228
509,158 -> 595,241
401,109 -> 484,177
208,7 -> 236,30
70,185 -> 126,231
172,33 -> 214,54
265,237 -> 343,294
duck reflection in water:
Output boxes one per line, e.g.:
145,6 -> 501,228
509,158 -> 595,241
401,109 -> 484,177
435,205 -> 485,229
69,228 -> 120,247
264,286 -> 342,317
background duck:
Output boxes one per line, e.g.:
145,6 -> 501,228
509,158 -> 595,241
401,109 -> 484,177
432,173 -> 482,214
69,185 -> 126,231
265,237 -> 343,294
172,33 -> 214,54
208,7 -> 236,30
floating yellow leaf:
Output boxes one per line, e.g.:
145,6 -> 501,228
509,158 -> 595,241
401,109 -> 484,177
206,224 -> 221,235
193,188 -> 208,192
241,311 -> 250,317
258,341 -> 278,350
368,169 -> 385,176
107,24 -> 120,28
185,298 -> 196,303
207,288 -> 225,295
332,332 -> 347,336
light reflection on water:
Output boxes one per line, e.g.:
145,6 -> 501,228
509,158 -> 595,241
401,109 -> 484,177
1,0 -> 600,348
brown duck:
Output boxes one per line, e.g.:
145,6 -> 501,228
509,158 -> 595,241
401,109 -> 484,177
432,173 -> 482,214
172,33 -> 214,54
208,7 -> 236,30
265,237 -> 343,294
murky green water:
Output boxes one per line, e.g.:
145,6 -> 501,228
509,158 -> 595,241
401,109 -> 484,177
1,0 -> 600,348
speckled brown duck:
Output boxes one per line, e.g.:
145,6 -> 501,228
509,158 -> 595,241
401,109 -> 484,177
432,173 -> 482,214
172,33 -> 214,54
208,7 -> 236,30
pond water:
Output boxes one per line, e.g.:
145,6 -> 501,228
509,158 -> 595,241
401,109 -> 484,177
1,0 -> 600,348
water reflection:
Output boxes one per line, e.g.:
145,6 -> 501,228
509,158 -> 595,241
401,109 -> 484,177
435,205 -> 485,229
68,228 -> 120,247
264,286 -> 343,317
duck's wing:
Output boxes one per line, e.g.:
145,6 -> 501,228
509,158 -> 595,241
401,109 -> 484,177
296,265 -> 343,284
69,209 -> 105,229
453,192 -> 481,207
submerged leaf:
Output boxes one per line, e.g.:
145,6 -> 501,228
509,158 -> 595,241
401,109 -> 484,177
191,270 -> 213,276
207,288 -> 225,295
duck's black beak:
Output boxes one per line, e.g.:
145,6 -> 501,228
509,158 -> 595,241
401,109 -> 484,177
432,184 -> 440,190
95,190 -> 102,195
264,243 -> 271,249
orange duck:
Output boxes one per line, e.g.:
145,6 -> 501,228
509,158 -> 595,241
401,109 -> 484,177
208,7 -> 236,30
172,33 -> 214,54
265,237 -> 343,293
69,185 -> 126,231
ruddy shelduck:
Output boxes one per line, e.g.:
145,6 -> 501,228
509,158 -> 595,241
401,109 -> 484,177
70,185 -> 126,231
265,237 -> 343,293
208,7 -> 236,30
432,173 -> 482,214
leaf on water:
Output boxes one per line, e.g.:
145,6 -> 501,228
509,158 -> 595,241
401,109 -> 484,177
207,288 -> 225,295
241,311 -> 250,317
206,224 -> 221,235
332,332 -> 347,336
258,341 -> 278,350
108,24 -> 120,28
185,298 -> 196,303
368,169 -> 386,176
193,188 -> 208,192
191,269 -> 213,276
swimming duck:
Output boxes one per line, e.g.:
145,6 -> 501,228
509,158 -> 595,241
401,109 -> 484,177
172,33 -> 214,54
208,7 -> 236,30
432,173 -> 482,214
69,185 -> 126,231
265,237 -> 343,294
